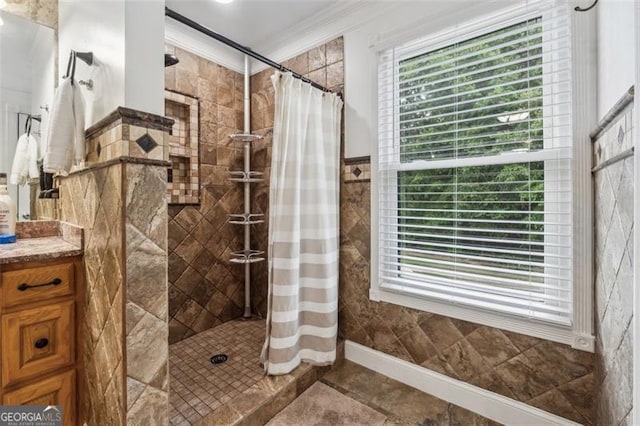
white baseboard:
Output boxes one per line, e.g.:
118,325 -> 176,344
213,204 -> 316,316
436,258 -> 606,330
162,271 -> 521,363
345,340 -> 581,426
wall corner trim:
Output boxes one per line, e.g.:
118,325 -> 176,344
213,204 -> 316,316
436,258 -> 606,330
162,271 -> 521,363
344,340 -> 582,426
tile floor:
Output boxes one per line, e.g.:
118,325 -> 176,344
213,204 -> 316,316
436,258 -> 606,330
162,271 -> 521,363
321,361 -> 501,425
267,382 -> 387,425
169,319 -> 266,425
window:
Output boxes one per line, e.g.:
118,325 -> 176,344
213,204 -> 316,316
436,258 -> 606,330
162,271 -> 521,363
372,1 -> 593,347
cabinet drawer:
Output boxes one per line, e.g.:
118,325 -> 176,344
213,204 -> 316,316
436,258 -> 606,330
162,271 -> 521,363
1,301 -> 74,387
3,369 -> 75,426
1,262 -> 75,308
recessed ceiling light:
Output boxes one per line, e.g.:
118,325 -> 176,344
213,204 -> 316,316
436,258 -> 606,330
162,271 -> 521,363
215,0 -> 234,3
0,0 -> 6,9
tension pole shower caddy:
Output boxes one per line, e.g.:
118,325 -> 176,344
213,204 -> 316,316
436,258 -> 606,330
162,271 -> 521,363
165,7 -> 336,319
228,56 -> 264,319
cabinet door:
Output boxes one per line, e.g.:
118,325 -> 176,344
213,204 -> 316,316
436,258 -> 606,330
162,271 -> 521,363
2,370 -> 75,426
1,301 -> 74,387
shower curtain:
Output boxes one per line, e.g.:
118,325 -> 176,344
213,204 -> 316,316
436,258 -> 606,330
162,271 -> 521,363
260,72 -> 343,375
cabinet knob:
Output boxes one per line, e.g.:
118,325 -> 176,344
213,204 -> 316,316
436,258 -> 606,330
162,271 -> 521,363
34,338 -> 49,349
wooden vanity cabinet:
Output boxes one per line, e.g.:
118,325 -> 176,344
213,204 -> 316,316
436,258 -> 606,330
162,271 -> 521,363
0,256 -> 84,426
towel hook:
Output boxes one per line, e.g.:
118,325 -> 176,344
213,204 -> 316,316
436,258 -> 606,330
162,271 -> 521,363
73,51 -> 94,66
575,0 -> 598,12
65,50 -> 94,85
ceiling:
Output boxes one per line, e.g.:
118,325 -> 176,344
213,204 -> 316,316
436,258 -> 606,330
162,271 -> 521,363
165,0 -> 339,50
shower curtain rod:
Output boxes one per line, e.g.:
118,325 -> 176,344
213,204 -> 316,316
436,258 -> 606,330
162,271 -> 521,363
165,7 -> 337,94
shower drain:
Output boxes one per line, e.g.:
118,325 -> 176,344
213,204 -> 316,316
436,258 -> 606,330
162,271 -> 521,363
211,354 -> 228,364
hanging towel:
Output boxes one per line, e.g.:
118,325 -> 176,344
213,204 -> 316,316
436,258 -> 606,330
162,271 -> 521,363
43,77 -> 86,174
10,133 -> 40,185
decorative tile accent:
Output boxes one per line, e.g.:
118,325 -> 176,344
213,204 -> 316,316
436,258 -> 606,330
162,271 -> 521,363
593,105 -> 634,426
137,133 -> 158,154
84,107 -> 172,166
617,125 -> 625,145
165,44 -> 246,343
344,162 -> 370,183
165,89 -> 200,204
593,103 -> 634,169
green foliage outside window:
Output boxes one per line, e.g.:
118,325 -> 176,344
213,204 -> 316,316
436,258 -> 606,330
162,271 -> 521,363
396,18 -> 546,284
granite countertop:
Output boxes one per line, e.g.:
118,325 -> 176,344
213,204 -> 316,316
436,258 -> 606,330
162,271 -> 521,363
0,220 -> 84,265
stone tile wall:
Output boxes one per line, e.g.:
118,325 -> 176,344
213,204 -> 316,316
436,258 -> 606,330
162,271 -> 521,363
58,164 -> 125,426
165,44 -> 247,343
339,173 -> 594,424
593,103 -> 634,425
249,36 -> 594,424
124,163 -> 170,425
58,109 -> 172,425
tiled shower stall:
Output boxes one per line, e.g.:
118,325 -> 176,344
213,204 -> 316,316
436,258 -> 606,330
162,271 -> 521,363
165,38 -> 347,424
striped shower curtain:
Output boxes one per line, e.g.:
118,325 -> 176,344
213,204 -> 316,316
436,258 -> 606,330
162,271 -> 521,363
260,72 -> 343,375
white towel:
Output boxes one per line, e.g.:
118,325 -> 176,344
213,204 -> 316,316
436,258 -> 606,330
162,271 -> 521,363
10,133 -> 40,185
43,77 -> 86,174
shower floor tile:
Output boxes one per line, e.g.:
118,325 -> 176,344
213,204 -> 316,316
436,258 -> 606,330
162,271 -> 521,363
169,319 -> 266,425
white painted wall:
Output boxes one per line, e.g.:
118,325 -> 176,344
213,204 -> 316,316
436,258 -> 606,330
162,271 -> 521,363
596,0 -> 636,118
125,0 -> 164,116
30,25 -> 56,154
58,0 -> 165,126
58,0 -> 126,127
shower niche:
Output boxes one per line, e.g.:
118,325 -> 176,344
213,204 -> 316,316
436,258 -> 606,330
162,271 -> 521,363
165,89 -> 199,204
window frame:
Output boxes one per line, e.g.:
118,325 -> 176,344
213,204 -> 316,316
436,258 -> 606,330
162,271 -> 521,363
370,0 -> 595,351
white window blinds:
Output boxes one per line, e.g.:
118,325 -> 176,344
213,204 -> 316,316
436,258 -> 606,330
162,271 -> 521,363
377,1 -> 573,326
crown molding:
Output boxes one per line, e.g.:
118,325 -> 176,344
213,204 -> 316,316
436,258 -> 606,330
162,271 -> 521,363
250,0 -> 397,74
165,17 -> 244,74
